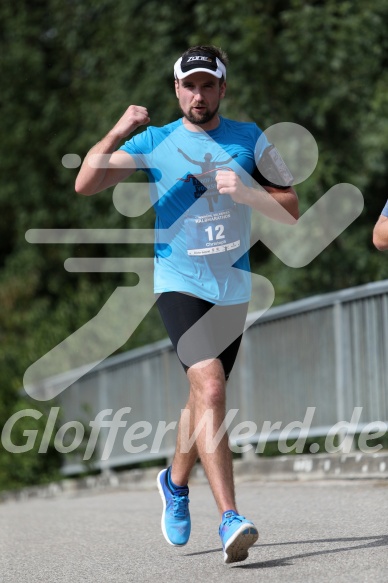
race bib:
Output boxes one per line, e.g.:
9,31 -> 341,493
185,208 -> 240,256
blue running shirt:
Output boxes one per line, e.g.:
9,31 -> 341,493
119,116 -> 269,305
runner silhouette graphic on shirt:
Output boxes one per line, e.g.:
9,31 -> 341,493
177,149 -> 238,211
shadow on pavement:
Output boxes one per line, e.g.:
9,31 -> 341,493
184,534 -> 388,569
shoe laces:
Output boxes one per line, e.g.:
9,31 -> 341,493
172,493 -> 189,518
222,514 -> 244,526
220,513 -> 245,532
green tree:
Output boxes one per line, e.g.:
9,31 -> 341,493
1,0 -> 388,489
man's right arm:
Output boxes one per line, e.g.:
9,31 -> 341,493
75,105 -> 150,196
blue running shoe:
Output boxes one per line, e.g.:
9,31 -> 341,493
219,510 -> 258,563
157,468 -> 191,546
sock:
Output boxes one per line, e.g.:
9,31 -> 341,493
167,466 -> 188,494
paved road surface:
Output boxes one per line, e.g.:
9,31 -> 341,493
1,478 -> 387,582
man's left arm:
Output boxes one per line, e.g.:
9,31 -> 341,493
261,184 -> 299,221
216,170 -> 299,224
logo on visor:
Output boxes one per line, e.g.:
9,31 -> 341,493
186,56 -> 213,63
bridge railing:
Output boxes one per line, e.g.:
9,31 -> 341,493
48,280 -> 388,475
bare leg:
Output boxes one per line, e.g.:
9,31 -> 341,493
172,358 -> 237,516
170,391 -> 199,486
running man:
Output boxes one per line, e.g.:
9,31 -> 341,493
75,45 -> 299,564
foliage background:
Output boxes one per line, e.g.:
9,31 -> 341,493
1,0 -> 388,489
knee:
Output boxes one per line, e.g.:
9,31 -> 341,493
192,377 -> 226,409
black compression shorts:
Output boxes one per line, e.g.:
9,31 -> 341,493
156,292 -> 248,380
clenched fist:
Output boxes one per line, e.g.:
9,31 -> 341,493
111,105 -> 150,140
216,170 -> 248,204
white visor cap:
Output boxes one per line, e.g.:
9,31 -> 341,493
174,53 -> 226,80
